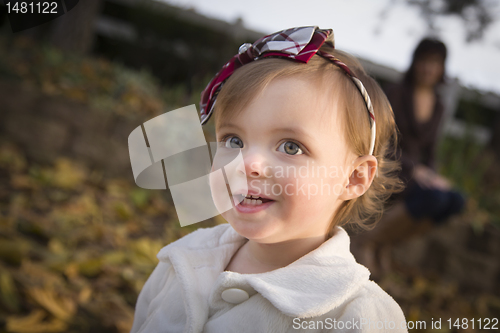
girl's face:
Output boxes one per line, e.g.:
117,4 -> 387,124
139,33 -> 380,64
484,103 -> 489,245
213,76 -> 356,244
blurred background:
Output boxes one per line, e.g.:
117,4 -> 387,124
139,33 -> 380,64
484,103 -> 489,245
0,0 -> 499,332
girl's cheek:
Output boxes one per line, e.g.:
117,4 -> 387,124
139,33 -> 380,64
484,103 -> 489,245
208,169 -> 234,215
279,175 -> 314,201
280,170 -> 344,201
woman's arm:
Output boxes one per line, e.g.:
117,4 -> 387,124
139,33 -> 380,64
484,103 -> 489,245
413,164 -> 451,191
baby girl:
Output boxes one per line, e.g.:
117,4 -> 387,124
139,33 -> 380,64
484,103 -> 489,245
130,26 -> 408,333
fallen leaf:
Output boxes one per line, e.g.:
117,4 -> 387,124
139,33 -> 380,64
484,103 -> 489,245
27,287 -> 76,321
6,309 -> 67,332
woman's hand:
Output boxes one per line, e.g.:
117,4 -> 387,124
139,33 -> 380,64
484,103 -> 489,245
413,164 -> 452,191
429,173 -> 452,191
413,164 -> 434,189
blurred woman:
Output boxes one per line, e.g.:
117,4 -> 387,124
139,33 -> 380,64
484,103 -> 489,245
352,38 -> 466,277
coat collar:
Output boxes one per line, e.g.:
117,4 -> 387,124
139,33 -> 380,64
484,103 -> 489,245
157,223 -> 370,320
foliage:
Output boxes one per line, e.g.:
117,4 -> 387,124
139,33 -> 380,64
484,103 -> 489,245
0,33 -> 221,332
379,271 -> 500,332
437,132 -> 500,230
378,0 -> 497,42
410,0 -> 495,41
0,34 -> 167,120
0,141 -> 222,332
0,32 -> 214,136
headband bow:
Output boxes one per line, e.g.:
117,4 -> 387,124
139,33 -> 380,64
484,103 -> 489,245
199,26 -> 376,155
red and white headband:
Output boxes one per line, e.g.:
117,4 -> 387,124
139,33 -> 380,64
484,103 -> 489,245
199,26 -> 376,155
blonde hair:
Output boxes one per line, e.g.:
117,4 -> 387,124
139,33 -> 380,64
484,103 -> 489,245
213,45 -> 404,238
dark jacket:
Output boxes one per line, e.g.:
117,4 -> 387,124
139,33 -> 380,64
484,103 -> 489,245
385,82 -> 445,199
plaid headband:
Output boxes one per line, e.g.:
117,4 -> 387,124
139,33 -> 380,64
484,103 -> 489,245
199,26 -> 376,155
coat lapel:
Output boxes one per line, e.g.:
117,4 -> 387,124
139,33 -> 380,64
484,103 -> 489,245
241,227 -> 370,318
157,224 -> 370,327
157,225 -> 247,333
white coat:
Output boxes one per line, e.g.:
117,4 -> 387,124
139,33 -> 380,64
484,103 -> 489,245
130,223 -> 408,333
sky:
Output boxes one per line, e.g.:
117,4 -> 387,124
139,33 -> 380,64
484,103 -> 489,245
162,0 -> 500,96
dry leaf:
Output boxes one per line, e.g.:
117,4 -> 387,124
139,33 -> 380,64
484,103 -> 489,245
0,270 -> 20,312
6,309 -> 67,333
27,287 -> 76,321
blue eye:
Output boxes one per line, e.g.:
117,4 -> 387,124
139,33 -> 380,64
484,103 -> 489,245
223,135 -> 243,149
278,141 -> 304,155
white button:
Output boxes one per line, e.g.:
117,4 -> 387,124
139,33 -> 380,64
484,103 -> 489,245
221,288 -> 249,304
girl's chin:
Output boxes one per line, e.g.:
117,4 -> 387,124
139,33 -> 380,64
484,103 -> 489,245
225,219 -> 282,243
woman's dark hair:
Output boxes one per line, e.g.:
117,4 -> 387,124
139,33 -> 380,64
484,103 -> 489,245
403,37 -> 447,84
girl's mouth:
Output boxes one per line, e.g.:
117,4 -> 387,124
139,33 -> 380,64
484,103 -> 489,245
236,194 -> 273,205
233,194 -> 275,214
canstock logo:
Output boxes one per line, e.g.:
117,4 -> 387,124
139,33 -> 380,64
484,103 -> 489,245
3,0 -> 79,32
128,105 -> 248,227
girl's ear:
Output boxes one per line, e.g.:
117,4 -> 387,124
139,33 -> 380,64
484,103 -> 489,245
339,155 -> 378,201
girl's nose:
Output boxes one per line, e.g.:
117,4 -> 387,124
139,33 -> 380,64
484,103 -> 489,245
238,150 -> 268,179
